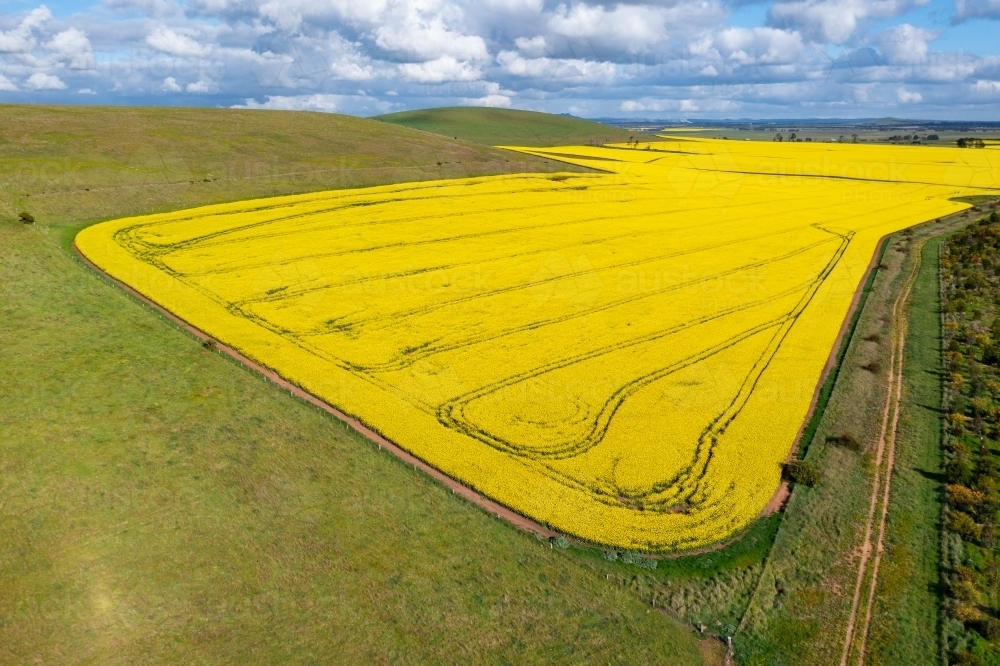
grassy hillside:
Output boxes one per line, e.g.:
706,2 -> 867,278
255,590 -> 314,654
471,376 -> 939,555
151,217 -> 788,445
0,105 -> 705,664
375,107 -> 633,146
0,104 -> 585,246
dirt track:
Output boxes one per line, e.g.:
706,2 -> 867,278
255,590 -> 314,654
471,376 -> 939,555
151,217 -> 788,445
839,238 -> 926,666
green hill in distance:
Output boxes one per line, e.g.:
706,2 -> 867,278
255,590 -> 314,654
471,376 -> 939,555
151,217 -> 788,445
0,104 -> 590,248
375,106 -> 633,146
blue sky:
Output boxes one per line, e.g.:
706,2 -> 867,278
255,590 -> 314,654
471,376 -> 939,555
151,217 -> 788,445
1,0 -> 999,119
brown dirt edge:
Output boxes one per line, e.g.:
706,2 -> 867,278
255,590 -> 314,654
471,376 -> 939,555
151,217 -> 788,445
71,241 -> 559,542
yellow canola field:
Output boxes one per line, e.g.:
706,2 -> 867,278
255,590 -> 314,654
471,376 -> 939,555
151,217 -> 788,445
77,138 -> 1000,551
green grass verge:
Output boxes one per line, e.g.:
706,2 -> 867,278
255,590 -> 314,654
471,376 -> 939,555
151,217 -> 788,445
736,219 -> 962,664
0,105 -> 704,664
375,107 -> 633,146
861,226 -> 947,664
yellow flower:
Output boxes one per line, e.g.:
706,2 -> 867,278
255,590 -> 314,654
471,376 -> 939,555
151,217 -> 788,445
77,138 -> 1000,551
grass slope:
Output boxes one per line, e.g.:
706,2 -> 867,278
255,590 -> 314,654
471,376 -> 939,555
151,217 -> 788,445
0,105 -> 703,664
0,104 -> 584,247
375,107 -> 633,146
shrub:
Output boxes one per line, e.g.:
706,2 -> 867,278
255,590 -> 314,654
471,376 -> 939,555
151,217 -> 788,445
949,510 -> 982,541
620,551 -> 657,570
551,535 -> 570,549
983,617 -> 1000,642
952,578 -> 986,607
784,460 -> 821,487
983,345 -> 1000,366
947,484 -> 985,510
958,138 -> 986,149
955,650 -> 986,666
947,455 -> 974,485
862,360 -> 882,373
981,523 -> 996,549
18,211 -> 34,224
602,550 -> 619,562
827,434 -> 862,451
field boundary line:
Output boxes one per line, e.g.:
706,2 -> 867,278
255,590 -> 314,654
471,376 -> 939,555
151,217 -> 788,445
735,230 -> 894,642
71,241 -> 559,543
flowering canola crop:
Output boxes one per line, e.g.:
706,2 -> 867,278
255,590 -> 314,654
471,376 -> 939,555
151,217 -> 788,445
77,138 -> 1000,551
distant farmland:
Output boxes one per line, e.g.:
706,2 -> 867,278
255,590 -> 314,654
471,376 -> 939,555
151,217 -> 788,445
77,138 -> 1000,552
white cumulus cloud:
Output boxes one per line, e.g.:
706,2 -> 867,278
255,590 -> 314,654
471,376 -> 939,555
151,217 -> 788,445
47,28 -> 95,70
768,0 -> 928,45
715,27 -> 805,65
331,61 -> 374,81
186,79 -> 215,93
398,55 -> 482,83
24,72 -> 66,90
375,14 -> 489,62
877,24 -> 937,65
465,93 -> 512,107
235,94 -> 340,111
146,26 -> 211,57
0,6 -> 51,53
497,51 -> 617,85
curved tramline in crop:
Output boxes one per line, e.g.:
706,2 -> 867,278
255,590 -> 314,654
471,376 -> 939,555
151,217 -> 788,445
77,138 -> 1000,551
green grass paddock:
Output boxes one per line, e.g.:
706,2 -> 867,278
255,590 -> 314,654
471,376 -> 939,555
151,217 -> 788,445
0,104 -> 704,665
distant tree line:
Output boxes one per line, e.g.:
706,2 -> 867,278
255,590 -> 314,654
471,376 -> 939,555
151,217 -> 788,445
958,138 -> 988,148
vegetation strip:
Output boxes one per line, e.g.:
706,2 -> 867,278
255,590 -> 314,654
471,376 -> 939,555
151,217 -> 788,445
734,205 -> 988,664
938,206 -> 1000,664
849,239 -> 927,665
